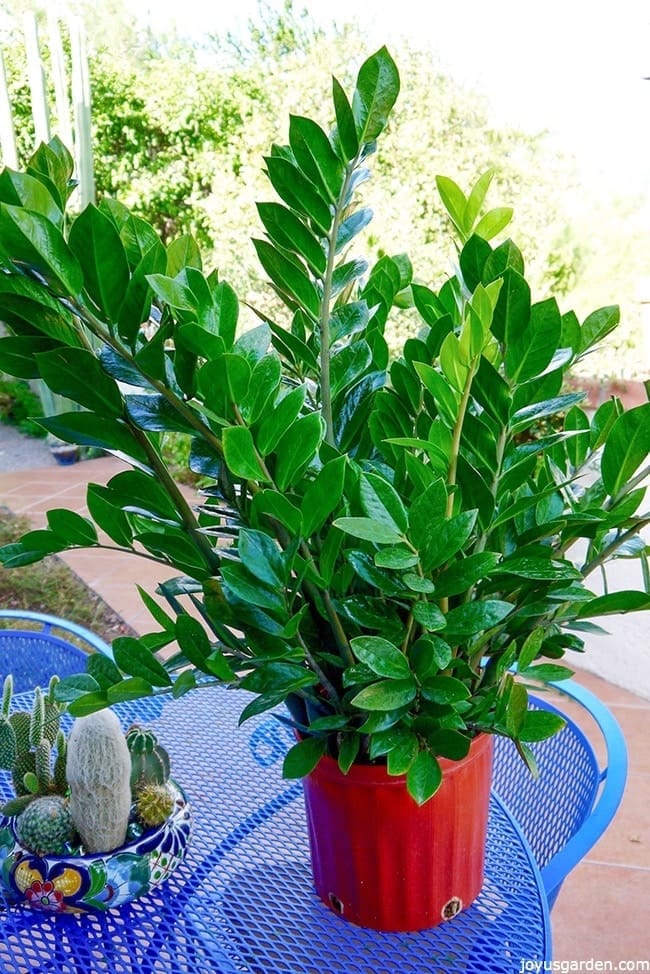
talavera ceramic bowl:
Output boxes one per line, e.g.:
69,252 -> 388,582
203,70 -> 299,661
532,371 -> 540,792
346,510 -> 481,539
0,779 -> 191,913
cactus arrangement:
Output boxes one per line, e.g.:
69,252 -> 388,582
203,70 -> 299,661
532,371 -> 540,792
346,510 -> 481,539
0,675 -> 68,816
0,675 -> 178,856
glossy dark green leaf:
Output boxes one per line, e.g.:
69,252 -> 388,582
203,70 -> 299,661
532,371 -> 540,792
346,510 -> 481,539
359,471 -> 408,534
135,530 -> 210,579
257,202 -> 327,277
386,732 -> 419,775
510,393 -> 585,434
172,670 -> 198,699
221,563 -> 284,612
420,676 -> 471,704
53,674 -> 102,704
24,138 -> 73,208
579,305 -> 620,353
241,662 -> 317,694
223,426 -> 270,481
253,239 -> 320,318
493,557 -> 581,581
337,733 -> 360,774
350,677 -> 417,711
86,653 -> 123,691
332,75 -> 359,161
107,678 -> 155,705
520,663 -> 574,683
0,168 -> 62,225
166,234 -> 202,276
146,273 -> 195,311
459,234 -> 492,290
419,510 -> 478,573
36,347 -> 123,417
330,342 -> 372,399
505,297 -> 561,383
578,591 -> 650,617
68,204 -> 130,322
352,46 -> 400,143
256,386 -> 306,456
117,240 -> 166,345
239,528 -> 285,587
350,636 -> 411,679
406,749 -> 442,804
601,403 -> 650,497
282,737 -> 327,778
433,552 -> 501,597
518,709 -> 566,742
38,412 -> 150,465
112,637 -> 172,687
301,455 -> 347,536
86,484 -> 134,547
411,602 -> 447,631
414,361 -> 459,426
46,509 -> 97,546
0,335 -> 61,378
333,517 -> 404,545
264,155 -> 332,234
274,412 -> 323,490
125,394 -> 197,435
374,547 -> 419,570
289,115 -> 344,200
564,406 -> 591,468
491,268 -> 530,344
175,614 -> 212,670
11,530 -> 63,557
0,202 -> 83,295
444,600 -> 513,639
251,490 -> 303,535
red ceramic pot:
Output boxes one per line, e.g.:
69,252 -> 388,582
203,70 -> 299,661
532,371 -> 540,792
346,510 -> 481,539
302,733 -> 494,932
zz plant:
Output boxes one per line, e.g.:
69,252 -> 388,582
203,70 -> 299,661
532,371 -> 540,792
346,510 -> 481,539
0,48 -> 648,804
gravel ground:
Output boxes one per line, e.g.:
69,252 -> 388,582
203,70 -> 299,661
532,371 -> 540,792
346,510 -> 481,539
0,423 -> 54,472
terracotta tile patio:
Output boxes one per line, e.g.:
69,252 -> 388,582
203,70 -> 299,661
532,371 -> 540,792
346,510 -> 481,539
1,453 -> 648,965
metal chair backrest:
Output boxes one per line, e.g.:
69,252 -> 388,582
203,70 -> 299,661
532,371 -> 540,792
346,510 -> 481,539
492,679 -> 627,908
0,610 -> 111,693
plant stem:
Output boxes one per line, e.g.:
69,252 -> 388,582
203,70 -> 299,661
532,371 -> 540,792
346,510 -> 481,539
127,422 -> 222,575
319,159 -> 359,447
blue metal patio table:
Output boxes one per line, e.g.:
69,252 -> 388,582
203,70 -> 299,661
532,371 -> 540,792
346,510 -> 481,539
0,685 -> 551,974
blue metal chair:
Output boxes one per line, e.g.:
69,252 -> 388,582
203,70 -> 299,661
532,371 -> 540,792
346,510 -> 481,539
492,678 -> 627,908
0,609 -> 112,692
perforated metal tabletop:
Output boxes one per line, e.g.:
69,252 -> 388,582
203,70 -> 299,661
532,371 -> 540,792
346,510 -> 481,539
0,686 -> 551,973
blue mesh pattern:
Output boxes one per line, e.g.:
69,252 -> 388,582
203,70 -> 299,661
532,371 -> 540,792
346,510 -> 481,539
0,684 -> 550,973
0,631 -> 90,694
492,699 -> 599,872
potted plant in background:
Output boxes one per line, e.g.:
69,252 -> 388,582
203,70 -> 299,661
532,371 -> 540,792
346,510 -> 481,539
0,47 -> 648,931
0,675 -> 191,913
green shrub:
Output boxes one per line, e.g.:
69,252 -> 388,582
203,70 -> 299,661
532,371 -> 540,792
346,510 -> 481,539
0,378 -> 46,438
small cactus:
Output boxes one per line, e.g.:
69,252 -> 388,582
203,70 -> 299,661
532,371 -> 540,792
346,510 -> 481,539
66,710 -> 132,853
136,783 -> 175,828
126,724 -> 171,796
0,677 -> 67,815
16,795 -> 75,855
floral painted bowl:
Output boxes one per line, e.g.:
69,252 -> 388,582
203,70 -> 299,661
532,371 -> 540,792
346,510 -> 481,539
0,779 -> 191,913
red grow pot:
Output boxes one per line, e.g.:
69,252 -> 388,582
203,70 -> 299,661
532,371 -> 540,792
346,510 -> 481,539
302,733 -> 494,932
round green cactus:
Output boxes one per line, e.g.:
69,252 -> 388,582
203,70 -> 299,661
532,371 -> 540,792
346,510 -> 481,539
16,795 -> 75,855
136,783 -> 175,828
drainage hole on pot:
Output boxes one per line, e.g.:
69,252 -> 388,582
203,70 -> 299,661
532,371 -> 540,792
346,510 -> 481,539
441,896 -> 462,920
328,893 -> 344,915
